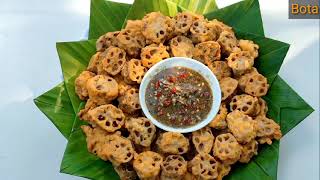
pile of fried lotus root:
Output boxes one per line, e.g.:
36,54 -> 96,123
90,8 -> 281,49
74,11 -> 282,180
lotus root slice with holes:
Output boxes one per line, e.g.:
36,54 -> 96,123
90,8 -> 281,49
102,134 -> 135,166
141,43 -> 169,68
113,74 -> 137,96
121,62 -> 137,85
226,110 -> 257,144
75,71 -> 95,100
257,97 -> 268,116
87,52 -> 101,73
127,59 -> 147,83
209,103 -> 228,129
193,41 -> 221,65
217,31 -> 240,55
118,88 -> 141,114
142,12 -> 172,44
207,19 -> 233,40
125,117 -> 156,147
78,98 -> 99,122
192,126 -> 214,154
230,94 -> 259,116
156,132 -> 189,155
86,75 -> 119,105
96,31 -> 120,52
161,155 -> 187,180
170,36 -> 194,58
100,46 -> 126,76
190,19 -> 214,43
87,104 -> 125,133
213,133 -> 242,165
227,51 -> 254,76
216,162 -> 231,180
188,153 -> 220,180
239,140 -> 258,163
133,151 -> 163,179
208,61 -> 232,80
114,163 -> 138,180
81,125 -> 109,155
173,12 -> 199,34
116,28 -> 146,57
255,116 -> 282,145
239,39 -> 259,58
244,72 -> 269,97
219,77 -> 238,101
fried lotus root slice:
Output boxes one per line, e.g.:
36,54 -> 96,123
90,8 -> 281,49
161,155 -> 187,180
141,43 -> 170,68
127,59 -> 147,83
227,51 -> 254,76
216,162 -> 231,180
255,116 -> 282,145
118,88 -> 141,114
192,127 -> 214,154
213,133 -> 242,165
113,75 -> 137,96
193,41 -> 221,65
239,39 -> 259,59
208,61 -> 232,81
87,104 -> 125,133
87,52 -> 101,73
209,103 -> 228,130
142,12 -> 172,44
114,163 -> 138,180
75,71 -> 95,100
188,154 -> 219,180
173,12 -> 199,34
207,19 -> 233,40
226,110 -> 257,144
190,19 -> 214,43
157,132 -> 190,155
244,72 -> 269,97
81,125 -> 109,155
239,140 -> 258,163
257,97 -> 268,116
103,134 -> 135,166
96,31 -> 120,51
133,151 -> 163,179
100,46 -> 126,76
86,75 -> 119,104
170,36 -> 194,58
219,77 -> 238,101
125,117 -> 156,147
217,31 -> 240,55
230,94 -> 259,116
78,98 -> 99,122
121,62 -> 137,85
117,28 -> 146,57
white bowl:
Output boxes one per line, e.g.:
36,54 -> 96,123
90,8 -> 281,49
139,57 -> 221,133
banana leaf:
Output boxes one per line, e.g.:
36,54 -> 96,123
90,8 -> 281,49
33,0 -> 314,179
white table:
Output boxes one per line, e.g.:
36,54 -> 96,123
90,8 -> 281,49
0,0 -> 318,179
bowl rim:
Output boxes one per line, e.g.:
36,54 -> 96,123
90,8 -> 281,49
139,57 -> 221,133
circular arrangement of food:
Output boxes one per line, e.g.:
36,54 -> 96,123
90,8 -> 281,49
75,11 -> 282,180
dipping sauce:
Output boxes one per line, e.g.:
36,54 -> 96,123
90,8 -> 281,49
145,67 -> 213,127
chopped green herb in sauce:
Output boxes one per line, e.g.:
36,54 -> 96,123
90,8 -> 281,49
146,67 -> 213,127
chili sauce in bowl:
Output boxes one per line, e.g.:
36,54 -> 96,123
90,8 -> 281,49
139,57 -> 221,133
145,67 -> 213,127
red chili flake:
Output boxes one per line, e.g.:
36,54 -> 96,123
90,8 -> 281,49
179,73 -> 189,79
184,118 -> 192,125
157,110 -> 164,116
156,92 -> 162,97
163,99 -> 172,107
171,87 -> 177,94
155,80 -> 160,89
167,76 -> 177,83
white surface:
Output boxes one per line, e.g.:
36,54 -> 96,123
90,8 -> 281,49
0,0 -> 318,179
139,57 -> 221,133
